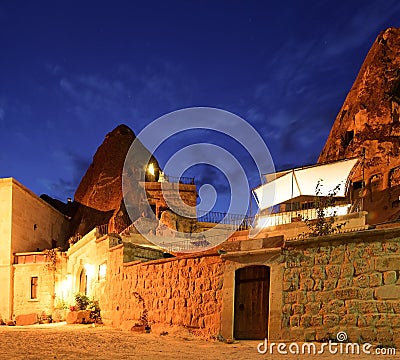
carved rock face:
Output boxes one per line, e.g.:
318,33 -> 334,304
70,124 -> 160,237
318,28 -> 400,223
319,28 -> 400,164
74,124 -> 136,212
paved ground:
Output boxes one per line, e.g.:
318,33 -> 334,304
0,323 -> 397,359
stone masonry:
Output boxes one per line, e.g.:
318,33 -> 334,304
102,244 -> 224,338
281,228 -> 400,347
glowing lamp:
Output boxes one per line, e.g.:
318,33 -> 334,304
148,163 -> 155,176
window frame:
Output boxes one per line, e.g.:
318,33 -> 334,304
30,276 -> 38,300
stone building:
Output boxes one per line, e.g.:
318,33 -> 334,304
2,26 -> 400,350
0,178 -> 69,321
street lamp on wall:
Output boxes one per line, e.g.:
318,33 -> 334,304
147,163 -> 155,176
146,162 -> 158,182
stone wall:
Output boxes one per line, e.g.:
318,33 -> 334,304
66,229 -> 109,306
0,178 -> 12,320
281,228 -> 400,347
102,244 -> 224,338
11,178 -> 69,253
13,262 -> 55,316
0,178 -> 69,320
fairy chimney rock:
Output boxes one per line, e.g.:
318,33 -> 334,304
319,27 -> 400,165
74,124 -> 135,212
319,27 -> 400,223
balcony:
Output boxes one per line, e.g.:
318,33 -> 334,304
255,204 -> 351,228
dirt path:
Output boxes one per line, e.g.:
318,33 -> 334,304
0,323 -> 396,360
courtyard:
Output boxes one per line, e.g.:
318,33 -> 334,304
0,323 -> 396,359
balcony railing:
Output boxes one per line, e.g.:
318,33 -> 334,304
96,224 -> 109,237
163,175 -> 195,185
159,238 -> 210,253
255,204 -> 351,228
197,210 -> 254,230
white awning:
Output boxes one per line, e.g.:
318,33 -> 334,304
253,158 -> 358,210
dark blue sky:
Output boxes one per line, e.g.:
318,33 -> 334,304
1,1 -> 400,212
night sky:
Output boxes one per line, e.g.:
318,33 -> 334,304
1,1 -> 400,213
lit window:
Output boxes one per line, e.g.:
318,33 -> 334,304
98,263 -> 107,280
31,277 -> 38,299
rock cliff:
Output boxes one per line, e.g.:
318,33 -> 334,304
318,28 -> 400,224
74,124 -> 135,212
43,124 -> 161,241
319,27 -> 400,164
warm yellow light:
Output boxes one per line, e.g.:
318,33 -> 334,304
148,163 -> 155,176
84,264 -> 95,278
56,274 -> 72,301
99,263 -> 107,280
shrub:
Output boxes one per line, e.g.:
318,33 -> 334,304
74,293 -> 91,311
73,293 -> 102,323
88,300 -> 101,323
55,298 -> 69,310
303,180 -> 347,237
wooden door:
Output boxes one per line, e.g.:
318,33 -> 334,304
79,268 -> 87,294
234,266 -> 270,340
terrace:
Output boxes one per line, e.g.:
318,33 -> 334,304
252,158 -> 366,236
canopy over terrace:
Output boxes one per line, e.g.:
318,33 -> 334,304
253,158 -> 359,212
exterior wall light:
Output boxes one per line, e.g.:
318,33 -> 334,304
147,163 -> 155,176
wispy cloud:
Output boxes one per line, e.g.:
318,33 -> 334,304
57,60 -> 193,132
39,150 -> 90,200
242,0 -> 400,172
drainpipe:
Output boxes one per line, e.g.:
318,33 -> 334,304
10,254 -> 15,321
290,169 -> 294,221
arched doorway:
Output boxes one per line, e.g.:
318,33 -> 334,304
234,265 -> 270,339
78,268 -> 87,295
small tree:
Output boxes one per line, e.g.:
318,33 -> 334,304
303,180 -> 346,237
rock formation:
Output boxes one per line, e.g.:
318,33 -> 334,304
43,124 -> 161,241
318,27 -> 400,224
74,124 -> 135,212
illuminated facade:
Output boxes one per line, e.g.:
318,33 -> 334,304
0,178 -> 69,320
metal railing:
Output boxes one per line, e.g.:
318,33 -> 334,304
197,210 -> 254,230
160,238 -> 209,253
159,232 -> 227,252
255,204 -> 351,228
163,175 -> 195,185
96,224 -> 109,237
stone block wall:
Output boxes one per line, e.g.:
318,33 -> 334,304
281,230 -> 400,347
66,230 -> 109,306
11,178 -> 69,253
13,262 -> 55,317
102,245 -> 224,337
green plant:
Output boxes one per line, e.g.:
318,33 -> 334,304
55,298 -> 69,310
43,248 -> 60,271
74,292 -> 91,310
132,292 -> 149,328
302,180 -> 347,237
73,293 -> 102,323
38,312 -> 52,323
88,300 -> 101,323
